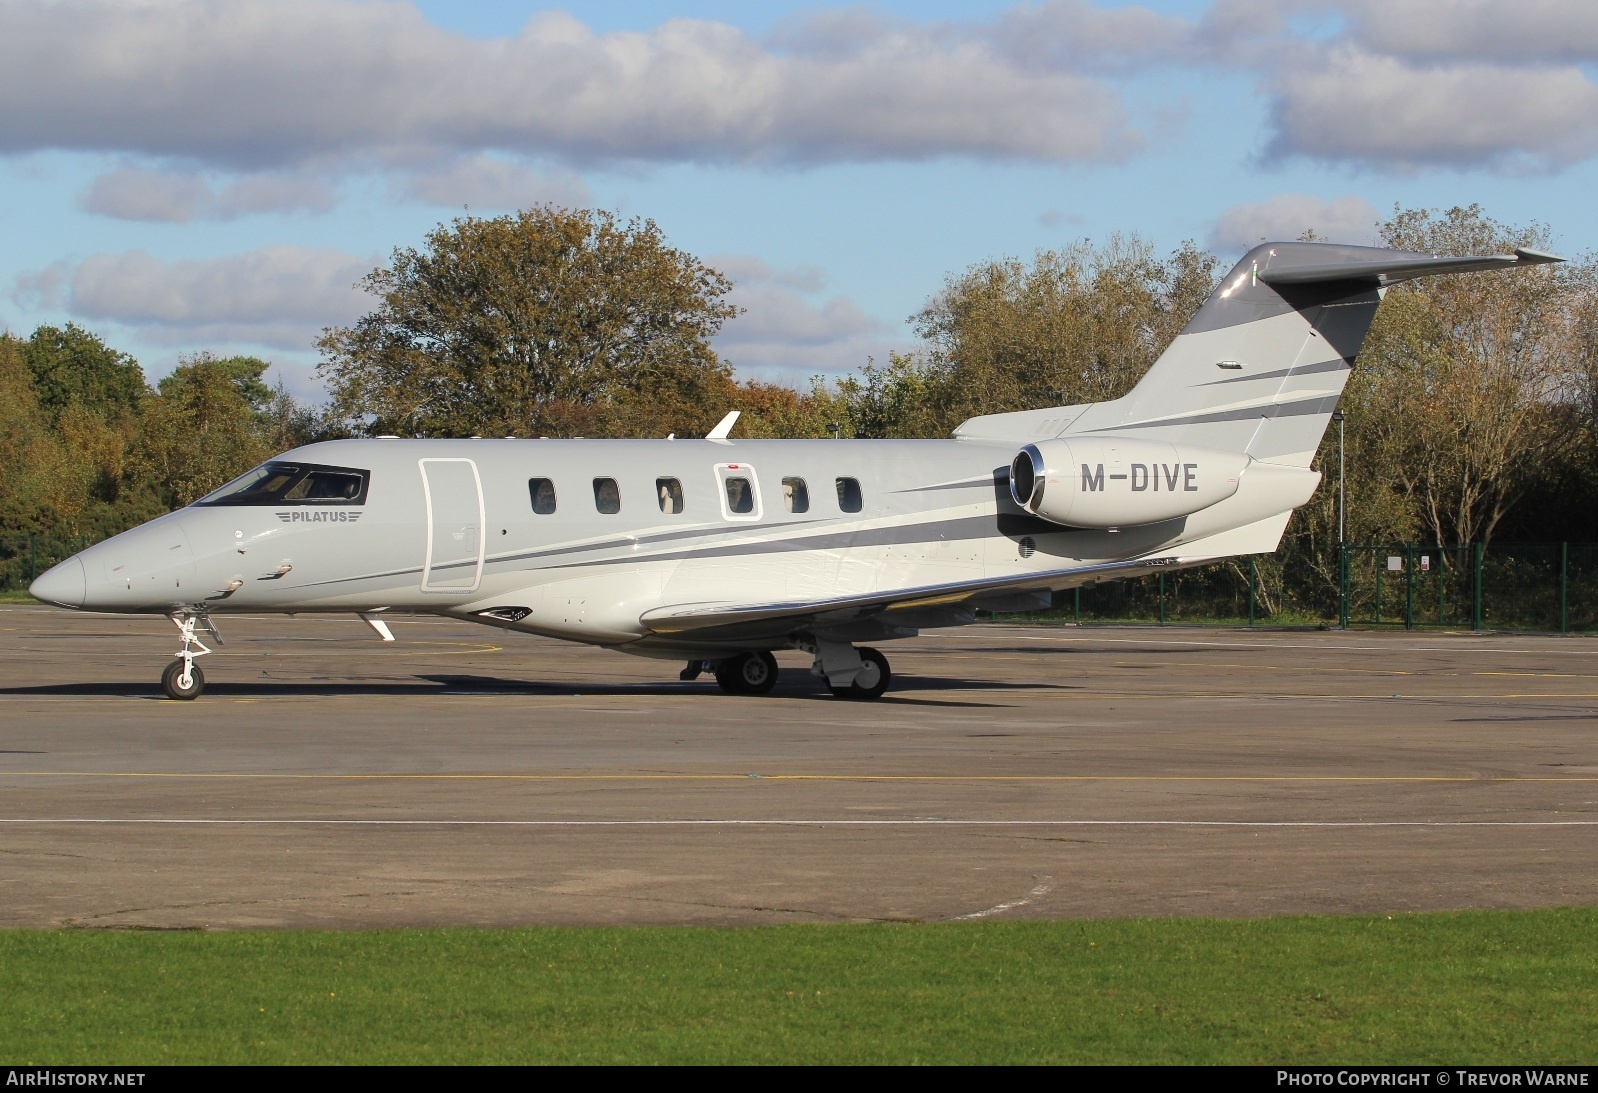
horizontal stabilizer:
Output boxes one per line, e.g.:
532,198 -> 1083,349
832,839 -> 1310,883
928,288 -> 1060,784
1258,246 -> 1562,286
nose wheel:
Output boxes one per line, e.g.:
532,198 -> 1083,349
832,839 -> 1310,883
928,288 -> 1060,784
162,658 -> 205,700
161,611 -> 219,700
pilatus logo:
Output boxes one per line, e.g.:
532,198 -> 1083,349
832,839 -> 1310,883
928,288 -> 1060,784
276,511 -> 363,523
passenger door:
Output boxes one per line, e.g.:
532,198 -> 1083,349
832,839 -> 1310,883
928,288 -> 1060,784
420,458 -> 484,593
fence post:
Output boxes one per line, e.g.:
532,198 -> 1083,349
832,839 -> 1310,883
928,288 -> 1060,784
1438,548 -> 1446,626
1472,542 -> 1484,632
1339,544 -> 1350,630
1405,544 -> 1415,631
1073,586 -> 1081,624
1561,542 -> 1568,635
1248,554 -> 1257,627
29,535 -> 37,584
1158,572 -> 1166,625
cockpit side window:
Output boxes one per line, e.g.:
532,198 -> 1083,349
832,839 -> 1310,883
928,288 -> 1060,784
196,462 -> 370,506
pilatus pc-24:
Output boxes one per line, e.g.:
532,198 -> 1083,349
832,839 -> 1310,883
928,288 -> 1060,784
29,242 -> 1560,700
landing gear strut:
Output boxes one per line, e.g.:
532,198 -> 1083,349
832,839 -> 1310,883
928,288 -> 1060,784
714,651 -> 780,695
162,612 -> 220,700
803,639 -> 892,700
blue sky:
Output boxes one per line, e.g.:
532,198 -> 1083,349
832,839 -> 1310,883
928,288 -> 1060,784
2,0 -> 1594,397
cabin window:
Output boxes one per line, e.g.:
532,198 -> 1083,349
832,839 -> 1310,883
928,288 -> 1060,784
196,462 -> 370,506
713,463 -> 762,521
528,478 -> 557,515
836,476 -> 863,513
724,477 -> 754,515
656,478 -> 684,514
782,477 -> 809,513
593,477 -> 621,514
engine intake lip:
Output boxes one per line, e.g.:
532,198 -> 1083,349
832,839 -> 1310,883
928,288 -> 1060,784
1010,445 -> 1046,511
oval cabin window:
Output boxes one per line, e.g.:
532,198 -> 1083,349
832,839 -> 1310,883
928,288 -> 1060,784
782,477 -> 809,513
836,476 -> 863,513
657,478 -> 684,514
724,477 -> 754,515
593,478 -> 621,514
528,478 -> 556,515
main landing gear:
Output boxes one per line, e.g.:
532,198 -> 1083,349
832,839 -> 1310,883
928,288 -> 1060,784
683,642 -> 892,700
827,647 -> 890,701
162,611 -> 221,700
713,651 -> 779,695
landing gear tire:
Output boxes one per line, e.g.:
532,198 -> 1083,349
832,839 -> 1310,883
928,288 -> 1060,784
829,647 -> 890,701
162,658 -> 205,701
715,651 -> 779,695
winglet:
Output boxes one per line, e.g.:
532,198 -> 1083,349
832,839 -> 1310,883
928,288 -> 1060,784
706,411 -> 740,440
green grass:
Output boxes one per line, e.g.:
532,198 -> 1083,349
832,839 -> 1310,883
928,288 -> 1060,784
0,588 -> 40,602
3,911 -> 1596,1064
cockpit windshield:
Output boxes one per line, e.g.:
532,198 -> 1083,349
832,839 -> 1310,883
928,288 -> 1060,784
196,462 -> 370,506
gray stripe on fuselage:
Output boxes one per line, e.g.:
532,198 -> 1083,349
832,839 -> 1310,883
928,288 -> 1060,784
1113,394 -> 1340,431
300,516 -> 830,588
1197,357 -> 1349,387
541,512 -> 1058,572
890,476 -> 993,494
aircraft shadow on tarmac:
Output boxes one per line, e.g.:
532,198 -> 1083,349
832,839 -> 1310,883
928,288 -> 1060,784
0,672 -> 1062,707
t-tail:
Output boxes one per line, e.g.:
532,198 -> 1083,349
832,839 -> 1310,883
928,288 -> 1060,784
957,240 -> 1563,466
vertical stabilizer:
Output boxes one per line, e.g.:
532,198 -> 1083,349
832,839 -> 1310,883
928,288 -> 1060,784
1058,242 -> 1560,467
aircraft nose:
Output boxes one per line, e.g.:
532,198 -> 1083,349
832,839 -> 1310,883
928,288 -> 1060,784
30,555 -> 86,608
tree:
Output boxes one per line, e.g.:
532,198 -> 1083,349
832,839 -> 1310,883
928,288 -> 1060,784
907,236 -> 1219,435
317,207 -> 742,439
138,357 -> 273,508
1357,205 -> 1587,547
19,323 -> 145,424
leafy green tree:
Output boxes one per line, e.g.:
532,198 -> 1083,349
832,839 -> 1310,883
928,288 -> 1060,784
20,323 -> 145,424
138,357 -> 273,508
317,207 -> 742,439
908,236 -> 1220,435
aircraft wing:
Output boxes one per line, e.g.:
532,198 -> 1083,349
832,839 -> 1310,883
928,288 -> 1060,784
638,555 -> 1171,639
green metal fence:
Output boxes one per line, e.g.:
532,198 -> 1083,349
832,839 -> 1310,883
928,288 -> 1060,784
1337,542 -> 1598,633
0,535 -> 92,594
1004,542 -> 1598,633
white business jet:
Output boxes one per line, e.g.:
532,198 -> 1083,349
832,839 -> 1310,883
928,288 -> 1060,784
29,242 -> 1559,699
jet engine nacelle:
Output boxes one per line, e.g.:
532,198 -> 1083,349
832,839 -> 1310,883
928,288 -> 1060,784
1010,436 -> 1249,529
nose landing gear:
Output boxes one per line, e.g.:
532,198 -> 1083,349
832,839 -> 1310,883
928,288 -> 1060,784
162,612 -> 220,700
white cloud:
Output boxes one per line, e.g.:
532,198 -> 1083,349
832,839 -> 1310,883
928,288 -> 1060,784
986,0 -> 1200,73
79,167 -> 334,222
65,246 -> 374,349
1208,194 -> 1380,253
1264,47 -> 1598,169
396,156 -> 591,210
0,1 -> 1143,169
1347,0 -> 1598,63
